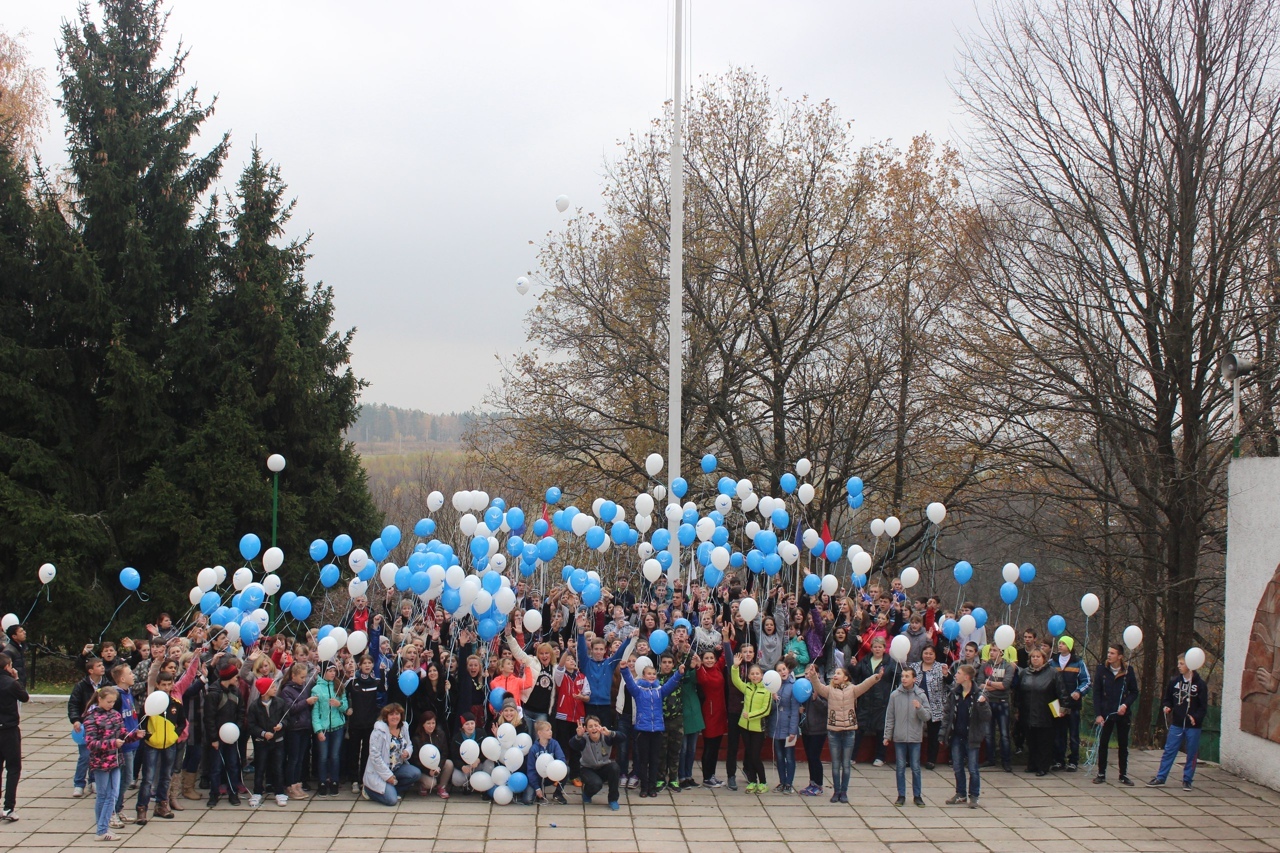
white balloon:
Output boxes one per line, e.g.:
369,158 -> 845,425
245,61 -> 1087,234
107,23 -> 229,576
641,559 -> 662,583
738,597 -> 759,622
197,567 -> 217,592
635,493 -> 655,516
380,563 -> 398,588
1002,562 -> 1020,584
420,744 -> 441,770
1184,647 -> 1206,671
779,542 -> 800,565
714,494 -> 732,514
900,566 -> 919,589
328,627 -> 348,649
490,554 -> 507,572
535,753 -> 553,778
736,478 -> 753,499
614,506 -> 626,524
884,516 -> 902,537
591,498 -> 606,518
994,624 -> 1016,650
427,490 -> 445,512
515,276 -> 530,295
347,631 -> 368,655
1123,625 -> 1143,650
219,722 -> 240,745
251,609 -> 269,629
262,547 -> 284,573
491,779 -> 513,803
645,453 -> 664,477
762,670 -> 782,694
144,690 -> 170,717
451,491 -> 470,512
821,574 -> 838,596
262,574 -> 282,596
189,586 -> 204,605
695,518 -> 715,542
214,565 -> 227,584
472,590 -> 493,616
470,771 -> 493,792
517,733 -> 533,754
546,759 -> 569,782
802,529 -> 820,549
317,637 -> 339,661
851,552 -> 873,575
798,483 -> 815,506
740,493 -> 759,513
664,503 -> 682,522
958,614 -> 976,637
571,513 -> 595,536
459,740 -> 481,765
494,588 -> 516,614
1080,593 -> 1100,617
652,484 -> 666,501
869,518 -> 885,538
445,566 -> 465,588
224,621 -> 241,643
472,492 -> 490,512
889,634 -> 911,664
555,194 -> 570,213
502,746 -> 524,771
38,562 -> 57,584
496,722 -> 518,749
758,496 -> 776,518
481,736 -> 502,762
633,656 -> 653,678
0,614 -> 15,632
523,610 -> 543,633
710,547 -> 731,571
635,515 -> 652,533
459,514 -> 478,536
348,578 -> 368,599
745,521 -> 761,540
926,502 -> 947,525
795,458 -> 812,477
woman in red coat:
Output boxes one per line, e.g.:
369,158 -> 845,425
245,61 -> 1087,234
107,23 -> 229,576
696,648 -> 729,787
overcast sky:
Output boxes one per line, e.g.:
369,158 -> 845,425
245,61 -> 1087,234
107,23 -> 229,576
10,0 -> 988,413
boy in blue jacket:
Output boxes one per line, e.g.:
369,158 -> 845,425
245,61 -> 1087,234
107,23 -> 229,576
524,720 -> 568,805
1049,636 -> 1090,771
577,627 -> 635,727
621,661 -> 683,798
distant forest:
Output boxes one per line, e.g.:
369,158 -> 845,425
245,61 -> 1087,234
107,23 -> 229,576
347,404 -> 476,452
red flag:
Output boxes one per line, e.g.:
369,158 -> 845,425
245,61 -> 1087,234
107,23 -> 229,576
541,504 -> 553,537
821,520 -> 832,547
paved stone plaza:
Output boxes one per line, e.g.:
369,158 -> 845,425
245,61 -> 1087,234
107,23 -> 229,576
5,698 -> 1280,853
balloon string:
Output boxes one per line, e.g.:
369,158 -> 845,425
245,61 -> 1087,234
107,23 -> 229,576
22,585 -> 48,625
99,593 -> 133,644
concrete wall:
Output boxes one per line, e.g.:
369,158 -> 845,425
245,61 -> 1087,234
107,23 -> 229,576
1222,457 -> 1280,791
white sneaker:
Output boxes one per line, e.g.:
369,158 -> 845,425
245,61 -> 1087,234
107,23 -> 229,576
873,759 -> 885,767
351,782 -> 360,794
117,811 -> 134,824
72,786 -> 85,798
248,794 -> 262,808
275,795 -> 288,807
108,814 -> 124,829
88,782 -> 96,795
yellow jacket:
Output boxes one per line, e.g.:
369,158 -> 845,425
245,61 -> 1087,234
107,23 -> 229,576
730,666 -> 774,732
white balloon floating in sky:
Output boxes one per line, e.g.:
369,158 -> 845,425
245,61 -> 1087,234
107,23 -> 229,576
262,547 -> 284,573
795,458 -> 811,477
39,563 -> 57,584
555,195 -> 569,213
1080,593 -> 1100,617
870,518 -> 886,538
884,516 -> 902,537
1002,562 -> 1020,584
645,453 -> 664,477
993,624 -> 1016,650
926,502 -> 947,525
1123,625 -> 1143,650
900,566 -> 919,589
738,597 -> 759,622
798,483 -> 815,505
515,276 -> 530,296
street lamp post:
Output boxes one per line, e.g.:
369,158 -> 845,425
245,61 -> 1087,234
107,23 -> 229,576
667,0 -> 685,581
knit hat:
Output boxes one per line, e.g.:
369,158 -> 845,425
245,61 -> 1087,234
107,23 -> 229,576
218,662 -> 240,680
501,695 -> 517,712
1059,636 -> 1074,652
460,712 -> 475,724
255,677 -> 274,697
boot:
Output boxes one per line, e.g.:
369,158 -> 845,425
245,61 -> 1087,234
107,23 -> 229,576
181,770 -> 201,801
153,802 -> 173,820
287,783 -> 309,800
167,792 -> 184,812
135,806 -> 148,827
227,789 -> 241,806
207,786 -> 219,808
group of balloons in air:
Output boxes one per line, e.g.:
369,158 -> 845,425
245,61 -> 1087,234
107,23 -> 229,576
515,195 -> 572,296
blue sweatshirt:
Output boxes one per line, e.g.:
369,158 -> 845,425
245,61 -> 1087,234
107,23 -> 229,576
578,633 -> 633,707
620,668 -> 682,732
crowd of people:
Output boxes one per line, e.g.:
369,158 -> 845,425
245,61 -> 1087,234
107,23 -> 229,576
0,572 -> 1210,842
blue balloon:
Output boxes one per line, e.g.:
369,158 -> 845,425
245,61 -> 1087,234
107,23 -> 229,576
848,493 -> 864,509
681,507 -> 698,526
1020,562 -> 1037,584
656,551 -> 672,570
532,518 -> 549,538
717,476 -> 735,496
651,529 -> 672,551
771,508 -> 790,530
610,521 -> 630,544
569,569 -> 588,593
852,572 -> 867,588
649,629 -> 670,654
585,527 -> 606,549
545,487 -> 562,505
290,596 -> 312,621
231,592 -> 243,611
746,550 -> 764,573
482,572 -> 502,594
803,574 -> 821,596
470,537 -> 489,561
553,509 -> 567,531
561,566 -> 573,582
519,561 -> 536,577
240,620 -> 261,646
490,497 -> 506,512
671,478 -> 688,499
320,564 -> 340,588
200,591 -> 220,615
825,541 -> 843,563
309,539 -> 328,562
730,551 -> 744,569
942,618 -> 960,641
708,511 -> 725,527
413,518 -> 433,537
398,671 -> 420,696
953,561 -> 973,585
755,530 -> 778,555
701,454 -> 718,474
210,607 -> 229,627
582,583 -> 602,607
1047,614 -> 1066,636
239,533 -> 261,561
536,537 -> 559,562
242,586 -> 264,611
477,618 -> 500,641
677,524 -> 696,547
409,572 -> 430,595
697,542 -> 713,567
764,554 -> 783,576
440,587 -> 461,613
279,591 -> 297,613
332,534 -> 352,557
409,552 -> 428,571
703,566 -> 724,587
119,567 -> 140,591
599,501 -> 617,523
317,625 -> 333,641
523,543 -> 539,563
489,687 -> 507,712
712,526 -> 729,547
779,473 -> 797,494
846,477 -> 863,496
395,566 -> 412,590
484,507 -> 503,530
1000,582 -> 1019,605
371,538 -> 388,562
972,607 -> 988,628
506,507 -> 526,530
414,543 -> 428,553
508,772 -> 529,794
792,678 -> 813,704
381,525 -> 402,550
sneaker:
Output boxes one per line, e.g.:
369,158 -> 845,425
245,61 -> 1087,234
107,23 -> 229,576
838,793 -> 849,803
0,809 -> 16,822
1182,782 -> 1192,792
969,797 -> 980,809
73,787 -> 85,798
128,781 -> 139,790
914,797 -> 925,807
88,782 -> 96,795
248,794 -> 262,808
552,789 -> 568,805
1093,775 -> 1106,784
726,776 -> 738,791
1015,746 -> 1024,755
609,801 -> 619,811
352,782 -> 360,795
895,796 -> 906,807
582,793 -> 592,805
96,833 -> 119,842
872,759 -> 885,767
680,778 -> 697,790
773,783 -> 785,793
1050,763 -> 1064,771
783,785 -> 795,794
109,814 -> 124,829
655,780 -> 665,792
1146,777 -> 1165,787
275,795 -> 288,807
438,787 -> 450,800
924,762 -> 936,770
117,811 -> 134,824
360,789 -> 370,800
703,777 -> 724,789
626,776 -> 639,789
800,784 -> 821,796
1065,763 -> 1078,772
945,795 -> 967,805
830,793 -> 840,803
1119,776 -> 1134,787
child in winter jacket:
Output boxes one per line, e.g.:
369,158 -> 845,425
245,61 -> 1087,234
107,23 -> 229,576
280,663 -> 317,801
524,720 -> 569,805
246,677 -> 287,807
84,686 -> 139,840
203,660 -> 244,808
311,662 -> 350,796
805,662 -> 883,802
620,661 -> 683,798
884,667 -> 931,806
552,652 -> 589,784
729,653 -> 773,793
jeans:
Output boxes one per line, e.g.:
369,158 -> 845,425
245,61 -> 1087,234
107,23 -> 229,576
364,763 -> 421,806
988,702 -> 1012,767
950,737 -> 980,798
75,741 -> 90,788
773,739 -> 796,787
802,732 -> 826,786
252,738 -> 284,796
137,744 -> 176,810
616,716 -> 634,778
315,728 -> 344,784
1054,709 -> 1081,765
0,728 -> 19,811
679,732 -> 699,780
581,761 -> 620,802
828,730 -> 854,795
1155,725 -> 1200,785
208,742 -> 242,794
93,768 -> 120,835
634,730 -> 663,791
1096,714 -> 1131,777
894,741 -> 922,799
285,730 -> 310,786
114,750 -> 135,814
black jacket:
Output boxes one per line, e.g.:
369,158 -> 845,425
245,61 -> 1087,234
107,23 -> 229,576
1015,664 -> 1058,729
1093,664 -> 1139,719
847,655 -> 899,730
0,672 -> 29,729
2,640 -> 26,686
68,675 -> 105,725
246,696 -> 284,741
1163,673 -> 1208,729
940,684 -> 992,749
346,672 -> 382,729
204,680 -> 242,745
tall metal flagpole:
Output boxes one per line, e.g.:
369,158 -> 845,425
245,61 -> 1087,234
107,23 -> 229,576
667,0 -> 684,582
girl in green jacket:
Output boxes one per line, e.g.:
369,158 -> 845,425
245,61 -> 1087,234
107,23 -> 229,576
311,663 -> 350,796
730,652 -> 773,793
